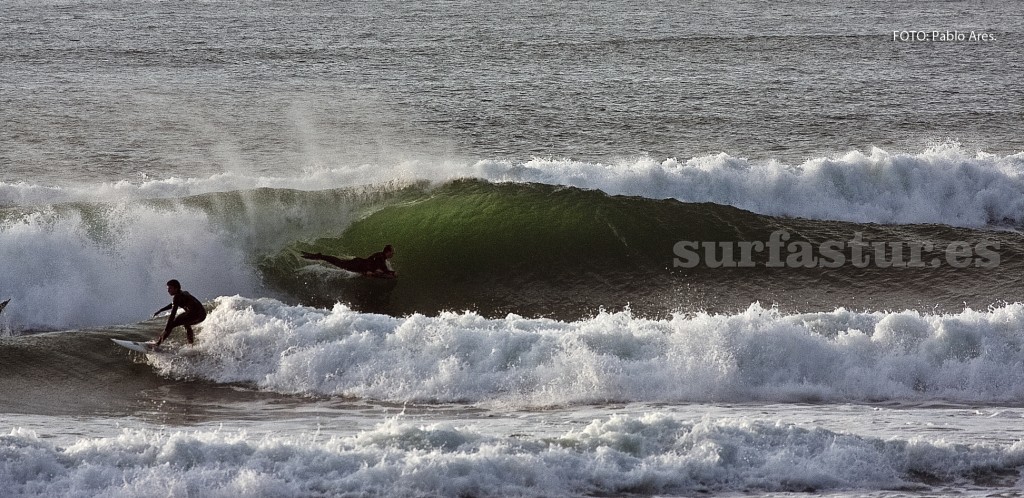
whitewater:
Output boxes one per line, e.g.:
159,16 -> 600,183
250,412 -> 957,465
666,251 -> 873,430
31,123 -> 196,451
144,296 -> 1024,407
6,413 -> 1024,497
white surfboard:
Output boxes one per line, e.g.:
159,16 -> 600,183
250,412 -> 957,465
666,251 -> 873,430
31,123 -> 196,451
111,338 -> 156,353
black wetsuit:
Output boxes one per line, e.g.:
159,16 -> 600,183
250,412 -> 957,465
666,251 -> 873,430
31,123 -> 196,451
168,291 -> 206,329
309,251 -> 394,276
156,290 -> 207,344
353,251 -> 392,274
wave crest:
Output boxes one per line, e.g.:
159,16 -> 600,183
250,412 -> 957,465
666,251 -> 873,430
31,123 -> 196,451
475,144 -> 1024,227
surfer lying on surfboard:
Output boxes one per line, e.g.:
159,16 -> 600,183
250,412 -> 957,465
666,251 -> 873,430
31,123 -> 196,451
301,244 -> 397,278
151,279 -> 206,349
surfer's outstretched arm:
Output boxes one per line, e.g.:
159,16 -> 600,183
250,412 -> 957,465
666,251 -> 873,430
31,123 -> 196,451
152,304 -> 178,347
154,303 -> 173,317
301,251 -> 351,269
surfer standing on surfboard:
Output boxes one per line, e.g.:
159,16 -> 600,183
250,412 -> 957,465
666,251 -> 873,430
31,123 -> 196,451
151,279 -> 206,349
301,244 -> 397,278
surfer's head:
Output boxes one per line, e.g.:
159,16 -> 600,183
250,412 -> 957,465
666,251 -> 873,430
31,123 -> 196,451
383,245 -> 394,258
166,279 -> 181,295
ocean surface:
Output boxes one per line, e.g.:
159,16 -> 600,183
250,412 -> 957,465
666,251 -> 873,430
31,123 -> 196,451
2,1 -> 1024,496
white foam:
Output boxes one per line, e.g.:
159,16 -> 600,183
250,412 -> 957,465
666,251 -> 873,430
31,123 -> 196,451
3,414 -> 1022,496
151,296 -> 1024,407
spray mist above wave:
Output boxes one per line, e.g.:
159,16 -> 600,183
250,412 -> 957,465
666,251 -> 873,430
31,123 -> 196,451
8,413 -> 1022,496
151,296 -> 1024,407
0,165 -> 442,207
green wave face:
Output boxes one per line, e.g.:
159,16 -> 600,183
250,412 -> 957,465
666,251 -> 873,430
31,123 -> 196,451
339,180 -> 703,279
262,179 -> 730,316
260,179 -> 1021,320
